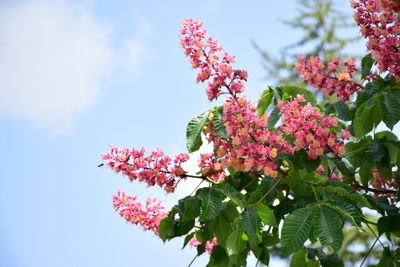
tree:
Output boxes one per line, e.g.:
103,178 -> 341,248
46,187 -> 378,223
101,1 -> 400,266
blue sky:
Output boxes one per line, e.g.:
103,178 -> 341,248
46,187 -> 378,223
0,1 -> 359,266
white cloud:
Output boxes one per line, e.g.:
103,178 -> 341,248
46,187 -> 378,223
0,0 -> 150,133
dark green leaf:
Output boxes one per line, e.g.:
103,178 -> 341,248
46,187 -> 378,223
158,216 -> 175,242
240,207 -> 259,238
378,215 -> 400,235
332,101 -> 351,121
213,107 -> 229,139
208,209 -> 233,247
366,140 -> 386,163
226,220 -> 247,256
313,206 -> 343,252
182,232 -> 195,249
214,183 -> 243,208
320,254 -> 344,267
196,187 -> 225,222
178,196 -> 201,222
281,204 -> 316,256
361,53 -> 374,79
186,112 -> 209,153
268,106 -> 281,129
379,92 -> 400,130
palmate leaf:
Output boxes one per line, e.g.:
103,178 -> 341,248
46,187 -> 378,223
281,204 -> 316,256
240,206 -> 260,238
313,206 -> 343,252
186,111 -> 209,153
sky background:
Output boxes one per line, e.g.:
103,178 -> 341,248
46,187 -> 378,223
0,1 -> 361,266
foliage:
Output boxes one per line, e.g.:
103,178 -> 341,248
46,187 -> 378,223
102,1 -> 400,266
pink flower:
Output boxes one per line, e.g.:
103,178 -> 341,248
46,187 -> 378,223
294,55 -> 361,101
352,0 -> 400,79
112,189 -> 168,235
180,19 -> 247,101
101,146 -> 189,192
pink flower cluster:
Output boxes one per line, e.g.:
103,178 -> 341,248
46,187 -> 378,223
101,145 -> 189,193
180,19 -> 248,101
277,95 -> 347,159
352,0 -> 400,79
294,55 -> 361,101
188,236 -> 218,254
369,170 -> 398,204
112,189 -> 168,235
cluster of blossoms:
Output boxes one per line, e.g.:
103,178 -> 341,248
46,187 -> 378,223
352,0 -> 400,79
112,189 -> 168,235
188,236 -> 218,254
369,170 -> 398,204
277,95 -> 348,159
294,55 -> 361,101
180,19 -> 248,101
101,145 -> 189,193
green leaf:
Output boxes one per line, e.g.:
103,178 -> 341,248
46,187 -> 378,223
320,254 -> 344,267
352,96 -> 377,137
158,216 -> 175,242
377,215 -> 400,235
207,245 -> 229,267
278,86 -> 317,104
332,101 -> 351,121
313,206 -> 343,252
290,248 -> 307,267
329,157 -> 351,177
379,92 -> 400,130
361,53 -> 374,79
240,207 -> 259,238
376,131 -> 399,141
321,202 -> 361,228
196,187 -> 225,222
256,203 -> 277,227
366,140 -> 386,163
182,232 -> 195,249
178,196 -> 201,222
247,177 -> 281,205
213,107 -> 229,139
214,183 -> 244,208
268,106 -> 281,129
226,221 -> 247,256
186,112 -> 209,153
384,142 -> 400,165
208,208 -> 233,247
281,204 -> 316,256
174,219 -> 195,236
326,186 -> 371,208
257,88 -> 273,116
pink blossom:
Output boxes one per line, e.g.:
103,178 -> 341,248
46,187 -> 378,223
294,55 -> 361,101
112,189 -> 168,235
101,146 -> 189,192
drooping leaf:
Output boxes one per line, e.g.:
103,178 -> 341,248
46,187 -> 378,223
213,106 -> 229,139
196,187 -> 225,222
281,204 -> 316,256
257,88 -> 273,116
208,208 -> 233,247
313,206 -> 343,252
379,92 -> 400,130
182,232 -> 195,249
255,203 -> 277,227
240,207 -> 260,239
366,140 -> 386,163
178,196 -> 201,222
332,101 -> 351,121
352,96 -> 376,137
158,216 -> 175,242
268,106 -> 281,129
226,220 -> 247,257
186,112 -> 209,153
377,215 -> 400,235
214,183 -> 244,208
290,248 -> 307,267
361,53 -> 374,79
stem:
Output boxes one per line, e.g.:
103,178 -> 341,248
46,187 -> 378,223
190,180 -> 205,196
359,235 -> 380,267
187,255 -> 198,267
353,183 -> 397,194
